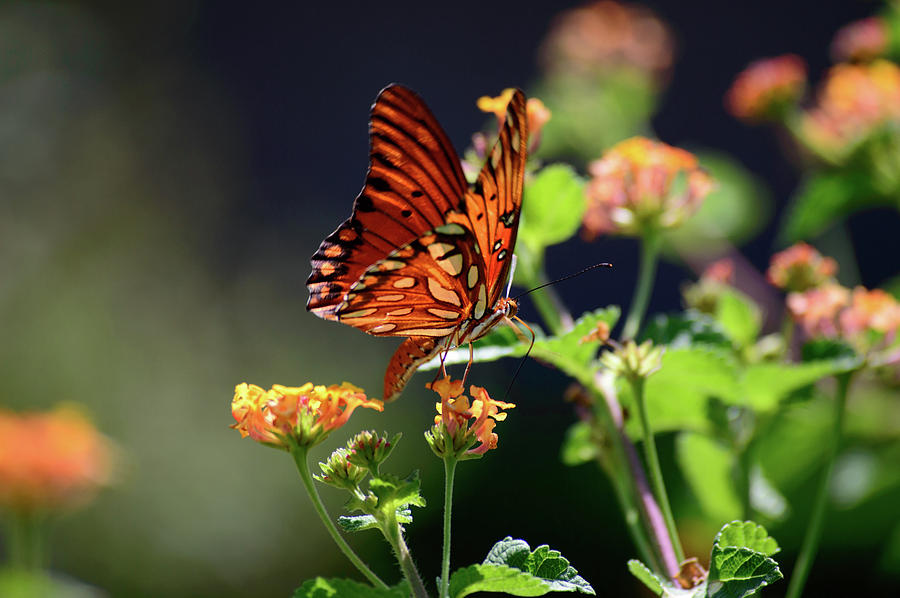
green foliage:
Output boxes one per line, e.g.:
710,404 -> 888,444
343,472 -> 425,530
713,289 -> 761,351
520,164 -> 586,254
560,421 -> 598,466
535,307 -> 621,371
780,169 -> 885,242
641,312 -> 732,351
627,521 -> 782,598
338,508 -> 413,533
293,578 -> 409,598
676,432 -> 742,523
448,537 -> 595,597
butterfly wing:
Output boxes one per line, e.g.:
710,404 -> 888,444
307,85 -> 469,320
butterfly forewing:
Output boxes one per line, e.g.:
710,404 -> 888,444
307,85 -> 528,401
308,85 -> 469,320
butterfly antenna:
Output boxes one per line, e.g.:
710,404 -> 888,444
502,315 -> 536,402
512,262 -> 612,300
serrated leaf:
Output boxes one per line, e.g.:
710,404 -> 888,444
520,164 -> 586,253
714,521 -> 780,556
560,421 -> 598,466
676,433 -> 742,523
641,312 -> 732,350
293,577 -> 409,598
714,289 -> 761,349
706,547 -> 782,598
449,564 -> 554,597
338,508 -> 413,533
480,537 -> 595,594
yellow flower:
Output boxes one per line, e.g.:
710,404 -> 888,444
725,54 -> 806,122
583,137 -> 713,238
426,377 -> 515,457
231,382 -> 383,450
477,89 -> 552,150
0,405 -> 114,513
831,17 -> 889,63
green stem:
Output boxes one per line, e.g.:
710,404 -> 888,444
631,377 -> 685,565
382,518 -> 429,598
290,447 -> 388,589
622,232 -> 661,340
785,372 -> 852,598
736,446 -> 753,521
7,511 -> 46,571
528,286 -> 568,335
440,456 -> 458,598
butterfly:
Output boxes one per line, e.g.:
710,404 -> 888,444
307,84 -> 527,401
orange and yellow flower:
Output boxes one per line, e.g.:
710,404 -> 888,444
583,137 -> 713,238
231,382 -> 383,450
0,406 -> 113,513
787,283 -> 900,349
767,242 -> 838,292
801,60 -> 900,159
426,376 -> 515,457
831,17 -> 889,63
477,89 -> 552,150
725,54 -> 806,122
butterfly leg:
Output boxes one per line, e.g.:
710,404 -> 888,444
461,341 -> 475,387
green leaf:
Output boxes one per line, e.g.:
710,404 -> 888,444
706,547 -> 782,598
338,508 -> 413,533
714,521 -> 780,556
293,577 -> 409,598
800,338 -> 862,369
713,289 -> 761,349
706,521 -> 783,598
626,559 -> 705,597
740,359 -> 855,411
368,472 -> 426,515
449,564 -> 554,597
748,467 -> 788,521
627,559 -> 664,595
640,312 -> 732,351
560,421 -> 598,466
676,433 -> 742,523
520,164 -> 586,253
478,537 -> 595,594
534,307 -> 621,372
626,347 -> 740,437
780,169 -> 886,242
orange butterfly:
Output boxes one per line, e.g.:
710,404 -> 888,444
307,85 -> 527,401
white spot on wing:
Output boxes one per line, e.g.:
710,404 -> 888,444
370,323 -> 397,334
427,277 -> 461,306
341,308 -> 377,319
427,307 -> 460,320
393,277 -> 416,289
387,307 -> 413,316
467,265 -> 478,289
474,284 -> 487,319
438,254 -> 463,276
377,294 -> 405,302
435,223 -> 466,235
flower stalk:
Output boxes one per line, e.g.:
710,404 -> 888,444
440,456 -> 458,598
290,446 -> 388,589
623,230 -> 661,339
784,371 -> 853,598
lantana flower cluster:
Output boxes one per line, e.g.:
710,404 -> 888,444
231,382 -> 383,450
583,137 -> 713,238
801,59 -> 900,158
725,54 -> 807,122
425,376 -> 515,458
831,17 -> 890,63
0,406 -> 113,513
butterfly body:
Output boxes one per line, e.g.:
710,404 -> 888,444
307,85 -> 527,401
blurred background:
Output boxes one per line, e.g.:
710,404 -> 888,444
1,0 -> 898,596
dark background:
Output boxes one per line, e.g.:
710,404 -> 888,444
2,1 -> 898,596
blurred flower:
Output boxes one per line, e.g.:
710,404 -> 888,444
476,89 -> 552,152
682,258 -> 735,314
801,60 -> 900,159
831,17 -> 889,63
599,339 -> 664,381
840,287 -> 900,338
425,377 -> 515,458
786,284 -> 850,339
539,0 -> 675,82
231,382 -> 383,450
767,242 -> 838,292
0,406 -> 113,513
725,54 -> 807,122
583,137 -> 714,238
